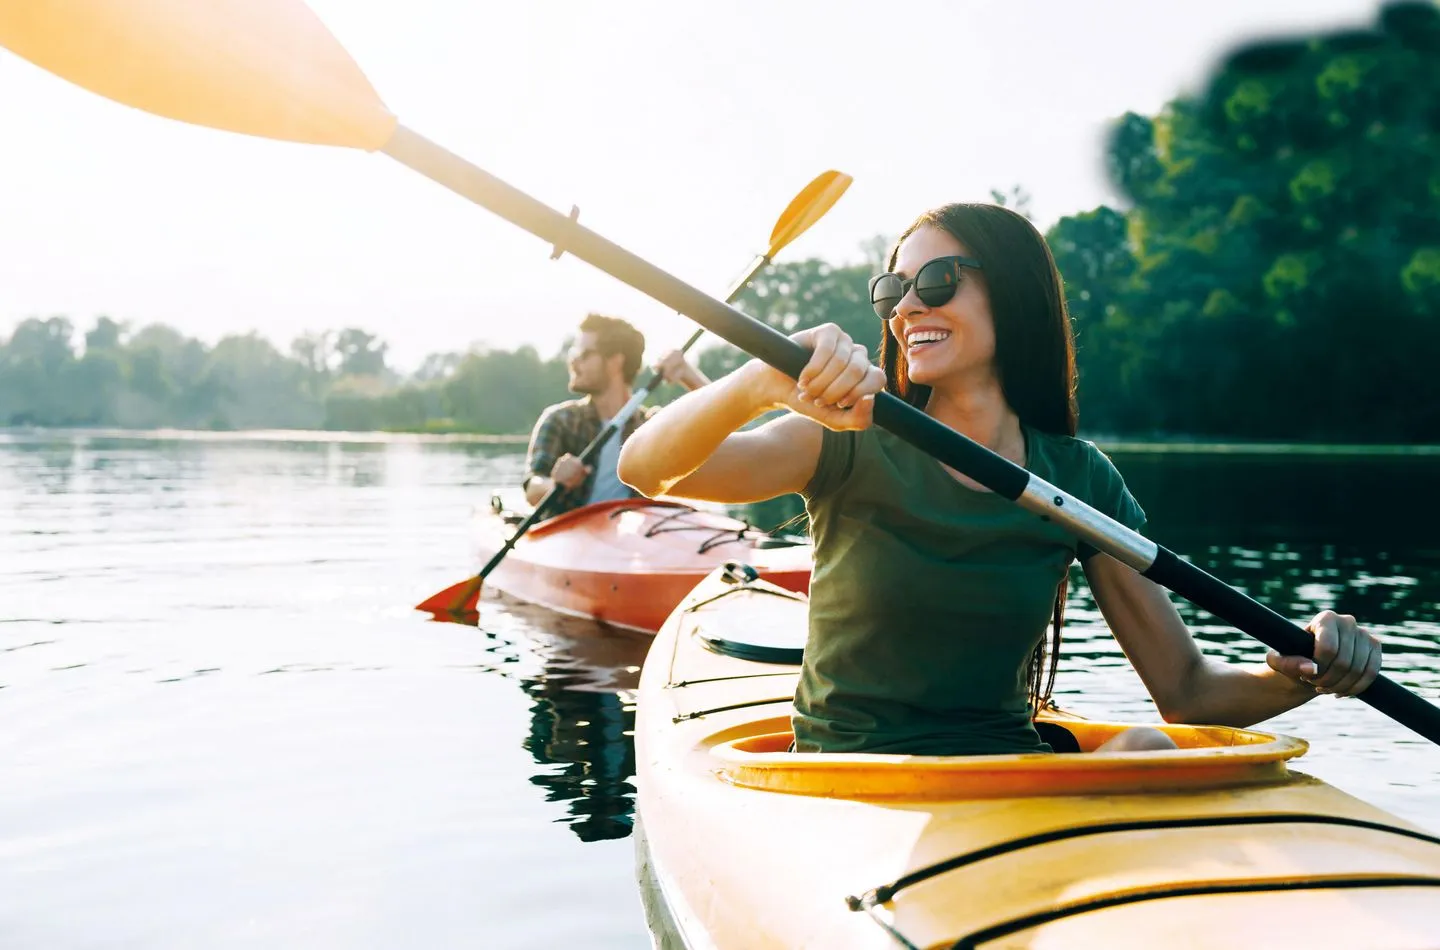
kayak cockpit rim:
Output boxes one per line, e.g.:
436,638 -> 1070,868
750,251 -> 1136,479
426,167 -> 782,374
702,714 -> 1309,800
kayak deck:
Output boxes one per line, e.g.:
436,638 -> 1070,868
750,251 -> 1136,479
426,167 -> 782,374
635,568 -> 1440,949
471,497 -> 812,633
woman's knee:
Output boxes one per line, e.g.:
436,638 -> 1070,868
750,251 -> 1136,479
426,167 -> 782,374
1096,726 -> 1178,752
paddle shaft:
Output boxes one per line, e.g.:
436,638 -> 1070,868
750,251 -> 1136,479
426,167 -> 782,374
383,124 -> 1440,745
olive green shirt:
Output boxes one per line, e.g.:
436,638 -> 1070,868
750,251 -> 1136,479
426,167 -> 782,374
795,425 -> 1147,756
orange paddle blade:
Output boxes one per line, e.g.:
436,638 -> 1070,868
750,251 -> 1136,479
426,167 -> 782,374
0,0 -> 396,149
767,170 -> 852,256
416,577 -> 481,625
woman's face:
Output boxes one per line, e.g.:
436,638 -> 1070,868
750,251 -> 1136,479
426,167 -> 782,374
888,225 -> 996,389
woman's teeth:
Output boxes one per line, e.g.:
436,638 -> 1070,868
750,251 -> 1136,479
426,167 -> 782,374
907,330 -> 950,351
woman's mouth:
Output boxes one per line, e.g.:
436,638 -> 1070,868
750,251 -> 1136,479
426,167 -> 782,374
906,329 -> 950,353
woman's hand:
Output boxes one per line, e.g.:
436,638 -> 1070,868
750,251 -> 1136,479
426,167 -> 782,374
742,323 -> 886,431
1265,609 -> 1382,697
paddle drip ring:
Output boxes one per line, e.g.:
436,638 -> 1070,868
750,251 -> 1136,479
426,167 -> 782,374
549,205 -> 580,260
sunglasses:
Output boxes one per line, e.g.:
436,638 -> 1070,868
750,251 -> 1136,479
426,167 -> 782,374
869,255 -> 983,320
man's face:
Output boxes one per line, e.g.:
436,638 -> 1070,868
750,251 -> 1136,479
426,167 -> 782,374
566,331 -> 607,395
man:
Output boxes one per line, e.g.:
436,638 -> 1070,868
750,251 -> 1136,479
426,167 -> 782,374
523,313 -> 708,515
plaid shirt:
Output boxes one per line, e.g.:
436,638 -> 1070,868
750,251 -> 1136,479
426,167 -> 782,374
525,397 -> 658,516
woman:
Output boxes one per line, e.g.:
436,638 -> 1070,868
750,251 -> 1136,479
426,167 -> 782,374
618,203 -> 1381,755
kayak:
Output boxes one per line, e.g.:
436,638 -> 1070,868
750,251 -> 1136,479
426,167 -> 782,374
634,566 -> 1440,949
470,497 -> 812,634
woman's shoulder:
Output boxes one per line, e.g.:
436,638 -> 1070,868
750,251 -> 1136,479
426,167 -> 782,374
1027,427 -> 1117,473
1027,427 -> 1146,533
1025,427 -> 1134,500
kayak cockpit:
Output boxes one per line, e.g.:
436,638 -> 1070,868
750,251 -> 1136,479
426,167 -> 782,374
705,713 -> 1308,800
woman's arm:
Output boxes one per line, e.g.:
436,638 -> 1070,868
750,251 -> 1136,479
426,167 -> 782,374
1083,553 -> 1382,727
619,324 -> 884,504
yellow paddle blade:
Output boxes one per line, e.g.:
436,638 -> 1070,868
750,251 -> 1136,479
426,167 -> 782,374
766,170 -> 853,257
0,0 -> 396,149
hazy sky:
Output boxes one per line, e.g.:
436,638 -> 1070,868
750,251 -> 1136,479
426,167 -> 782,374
0,0 -> 1380,371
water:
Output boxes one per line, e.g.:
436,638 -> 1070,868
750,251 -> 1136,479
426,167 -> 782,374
2,431 -> 1438,948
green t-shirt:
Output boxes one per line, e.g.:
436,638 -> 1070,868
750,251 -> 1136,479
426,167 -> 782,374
795,424 -> 1147,756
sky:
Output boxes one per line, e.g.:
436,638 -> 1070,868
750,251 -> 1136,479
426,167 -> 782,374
0,0 -> 1383,373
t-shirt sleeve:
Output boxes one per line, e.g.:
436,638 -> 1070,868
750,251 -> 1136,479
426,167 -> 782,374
801,426 -> 858,502
1076,445 -> 1147,561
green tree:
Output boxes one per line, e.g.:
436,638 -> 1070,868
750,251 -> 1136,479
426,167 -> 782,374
1056,0 -> 1440,441
333,327 -> 387,378
205,333 -> 322,429
84,316 -> 125,353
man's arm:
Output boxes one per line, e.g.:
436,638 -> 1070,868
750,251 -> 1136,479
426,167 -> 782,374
524,404 -> 593,507
656,350 -> 710,391
523,407 -> 564,506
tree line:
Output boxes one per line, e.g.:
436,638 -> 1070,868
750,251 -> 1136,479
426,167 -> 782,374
4,3 -> 1436,441
0,317 -> 570,434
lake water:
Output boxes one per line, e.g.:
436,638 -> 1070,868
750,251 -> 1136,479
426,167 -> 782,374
3,430 -> 1438,948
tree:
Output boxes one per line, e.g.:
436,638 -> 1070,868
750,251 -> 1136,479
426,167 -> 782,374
84,316 -> 126,353
333,327 -> 387,378
1053,0 -> 1440,441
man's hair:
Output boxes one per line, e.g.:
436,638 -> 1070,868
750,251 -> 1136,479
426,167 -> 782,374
579,313 -> 645,383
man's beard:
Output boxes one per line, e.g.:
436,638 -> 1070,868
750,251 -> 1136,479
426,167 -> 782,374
569,374 -> 601,396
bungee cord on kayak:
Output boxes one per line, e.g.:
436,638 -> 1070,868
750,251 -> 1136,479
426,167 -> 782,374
606,503 -> 800,555
848,812 -> 1440,911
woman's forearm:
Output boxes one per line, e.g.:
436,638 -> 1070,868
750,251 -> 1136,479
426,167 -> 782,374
1182,660 -> 1318,728
619,362 -> 777,497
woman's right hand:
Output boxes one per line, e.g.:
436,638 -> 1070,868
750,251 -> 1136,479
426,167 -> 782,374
742,323 -> 885,431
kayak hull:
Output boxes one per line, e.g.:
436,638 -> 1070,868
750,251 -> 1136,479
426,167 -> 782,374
635,569 -> 1440,949
471,498 -> 812,634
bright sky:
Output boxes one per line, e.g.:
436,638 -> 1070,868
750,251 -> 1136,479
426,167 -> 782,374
0,0 -> 1379,372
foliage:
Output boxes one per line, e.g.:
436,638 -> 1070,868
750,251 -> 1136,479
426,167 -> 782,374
1053,0 -> 1440,440
0,317 -> 576,434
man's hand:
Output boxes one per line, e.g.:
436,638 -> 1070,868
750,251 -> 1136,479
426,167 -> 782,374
551,453 -> 592,490
657,350 -> 710,391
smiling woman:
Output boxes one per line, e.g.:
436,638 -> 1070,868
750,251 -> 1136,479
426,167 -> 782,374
617,200 -> 1387,757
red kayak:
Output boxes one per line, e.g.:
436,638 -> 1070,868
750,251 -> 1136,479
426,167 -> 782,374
464,498 -> 812,633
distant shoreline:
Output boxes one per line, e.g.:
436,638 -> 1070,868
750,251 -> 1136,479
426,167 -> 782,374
3,426 -> 1439,456
0,426 -> 529,445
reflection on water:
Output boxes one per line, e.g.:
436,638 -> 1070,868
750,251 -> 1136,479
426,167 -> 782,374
2,430 -> 1438,948
470,597 -> 647,842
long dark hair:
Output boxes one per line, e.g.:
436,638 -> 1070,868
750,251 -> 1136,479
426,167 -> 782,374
878,203 -> 1078,715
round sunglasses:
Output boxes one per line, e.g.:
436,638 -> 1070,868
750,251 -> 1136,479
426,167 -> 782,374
869,255 -> 983,320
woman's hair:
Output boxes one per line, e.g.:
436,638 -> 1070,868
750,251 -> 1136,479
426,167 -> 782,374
877,203 -> 1078,715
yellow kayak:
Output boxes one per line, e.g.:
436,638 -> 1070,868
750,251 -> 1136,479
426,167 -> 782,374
634,566 -> 1440,949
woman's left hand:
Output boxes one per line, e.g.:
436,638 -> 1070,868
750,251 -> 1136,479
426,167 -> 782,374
1265,609 -> 1382,697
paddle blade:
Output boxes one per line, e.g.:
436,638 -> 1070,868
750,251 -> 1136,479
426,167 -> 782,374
416,577 -> 481,626
766,170 -> 853,257
0,0 -> 396,149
